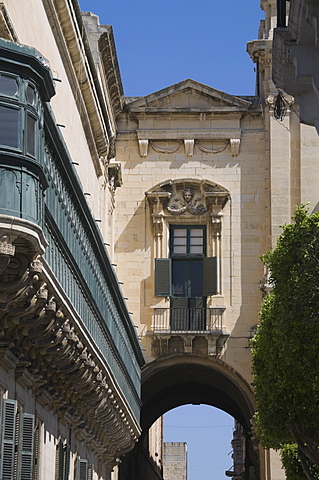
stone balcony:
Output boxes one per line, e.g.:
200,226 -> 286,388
149,307 -> 229,357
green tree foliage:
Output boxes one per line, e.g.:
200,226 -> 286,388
281,445 -> 319,480
252,206 -> 319,480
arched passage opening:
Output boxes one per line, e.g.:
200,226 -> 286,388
119,355 -> 260,480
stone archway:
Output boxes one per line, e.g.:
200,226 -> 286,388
119,355 -> 260,480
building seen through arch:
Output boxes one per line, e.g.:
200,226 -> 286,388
0,0 -> 318,479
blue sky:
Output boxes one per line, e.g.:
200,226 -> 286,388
78,1 -> 263,478
164,405 -> 234,479
79,0 -> 264,98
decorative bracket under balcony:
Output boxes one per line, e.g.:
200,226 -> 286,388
149,307 -> 229,358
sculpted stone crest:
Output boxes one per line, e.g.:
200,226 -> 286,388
166,187 -> 208,215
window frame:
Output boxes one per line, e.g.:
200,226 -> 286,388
0,72 -> 40,160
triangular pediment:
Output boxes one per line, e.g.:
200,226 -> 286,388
125,79 -> 251,110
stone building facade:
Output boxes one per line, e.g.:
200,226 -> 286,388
163,442 -> 187,480
115,1 -> 319,480
0,1 -> 144,480
1,1 -> 319,480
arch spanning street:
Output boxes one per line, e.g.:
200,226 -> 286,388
142,355 -> 255,432
120,355 -> 260,480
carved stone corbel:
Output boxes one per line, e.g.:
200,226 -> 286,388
0,234 -> 16,275
138,139 -> 149,157
108,162 -> 123,191
230,138 -> 241,156
184,139 -> 194,157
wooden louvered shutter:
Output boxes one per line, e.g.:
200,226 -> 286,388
19,413 -> 35,480
203,257 -> 218,296
0,399 -> 17,480
63,443 -> 70,480
155,258 -> 171,296
79,459 -> 88,480
87,464 -> 92,480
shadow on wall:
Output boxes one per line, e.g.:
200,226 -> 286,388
115,199 -> 150,254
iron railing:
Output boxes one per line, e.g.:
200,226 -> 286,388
152,308 -> 225,333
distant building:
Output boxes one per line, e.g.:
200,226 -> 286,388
226,422 -> 246,480
163,442 -> 187,480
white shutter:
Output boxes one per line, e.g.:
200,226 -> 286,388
0,399 -> 17,480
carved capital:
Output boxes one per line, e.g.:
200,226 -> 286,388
211,212 -> 223,237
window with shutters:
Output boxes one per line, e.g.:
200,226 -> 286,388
74,458 -> 93,480
0,398 -> 36,480
155,225 -> 218,331
56,438 -> 70,480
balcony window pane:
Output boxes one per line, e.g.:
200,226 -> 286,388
27,114 -> 36,156
190,245 -> 203,254
174,238 -> 187,246
174,229 -> 187,237
190,237 -> 203,245
174,246 -> 187,254
0,105 -> 20,148
26,85 -> 35,105
190,229 -> 203,237
0,74 -> 18,97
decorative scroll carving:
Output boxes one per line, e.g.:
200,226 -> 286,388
150,141 -> 182,154
107,136 -> 116,161
108,162 -> 122,192
147,180 -> 230,218
211,213 -> 223,238
146,192 -> 171,237
0,234 -> 15,275
196,140 -> 229,154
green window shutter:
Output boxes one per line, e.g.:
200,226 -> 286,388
0,399 -> 17,480
155,259 -> 171,296
19,413 -> 34,480
78,459 -> 88,480
203,257 -> 218,296
33,421 -> 40,480
63,443 -> 70,480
